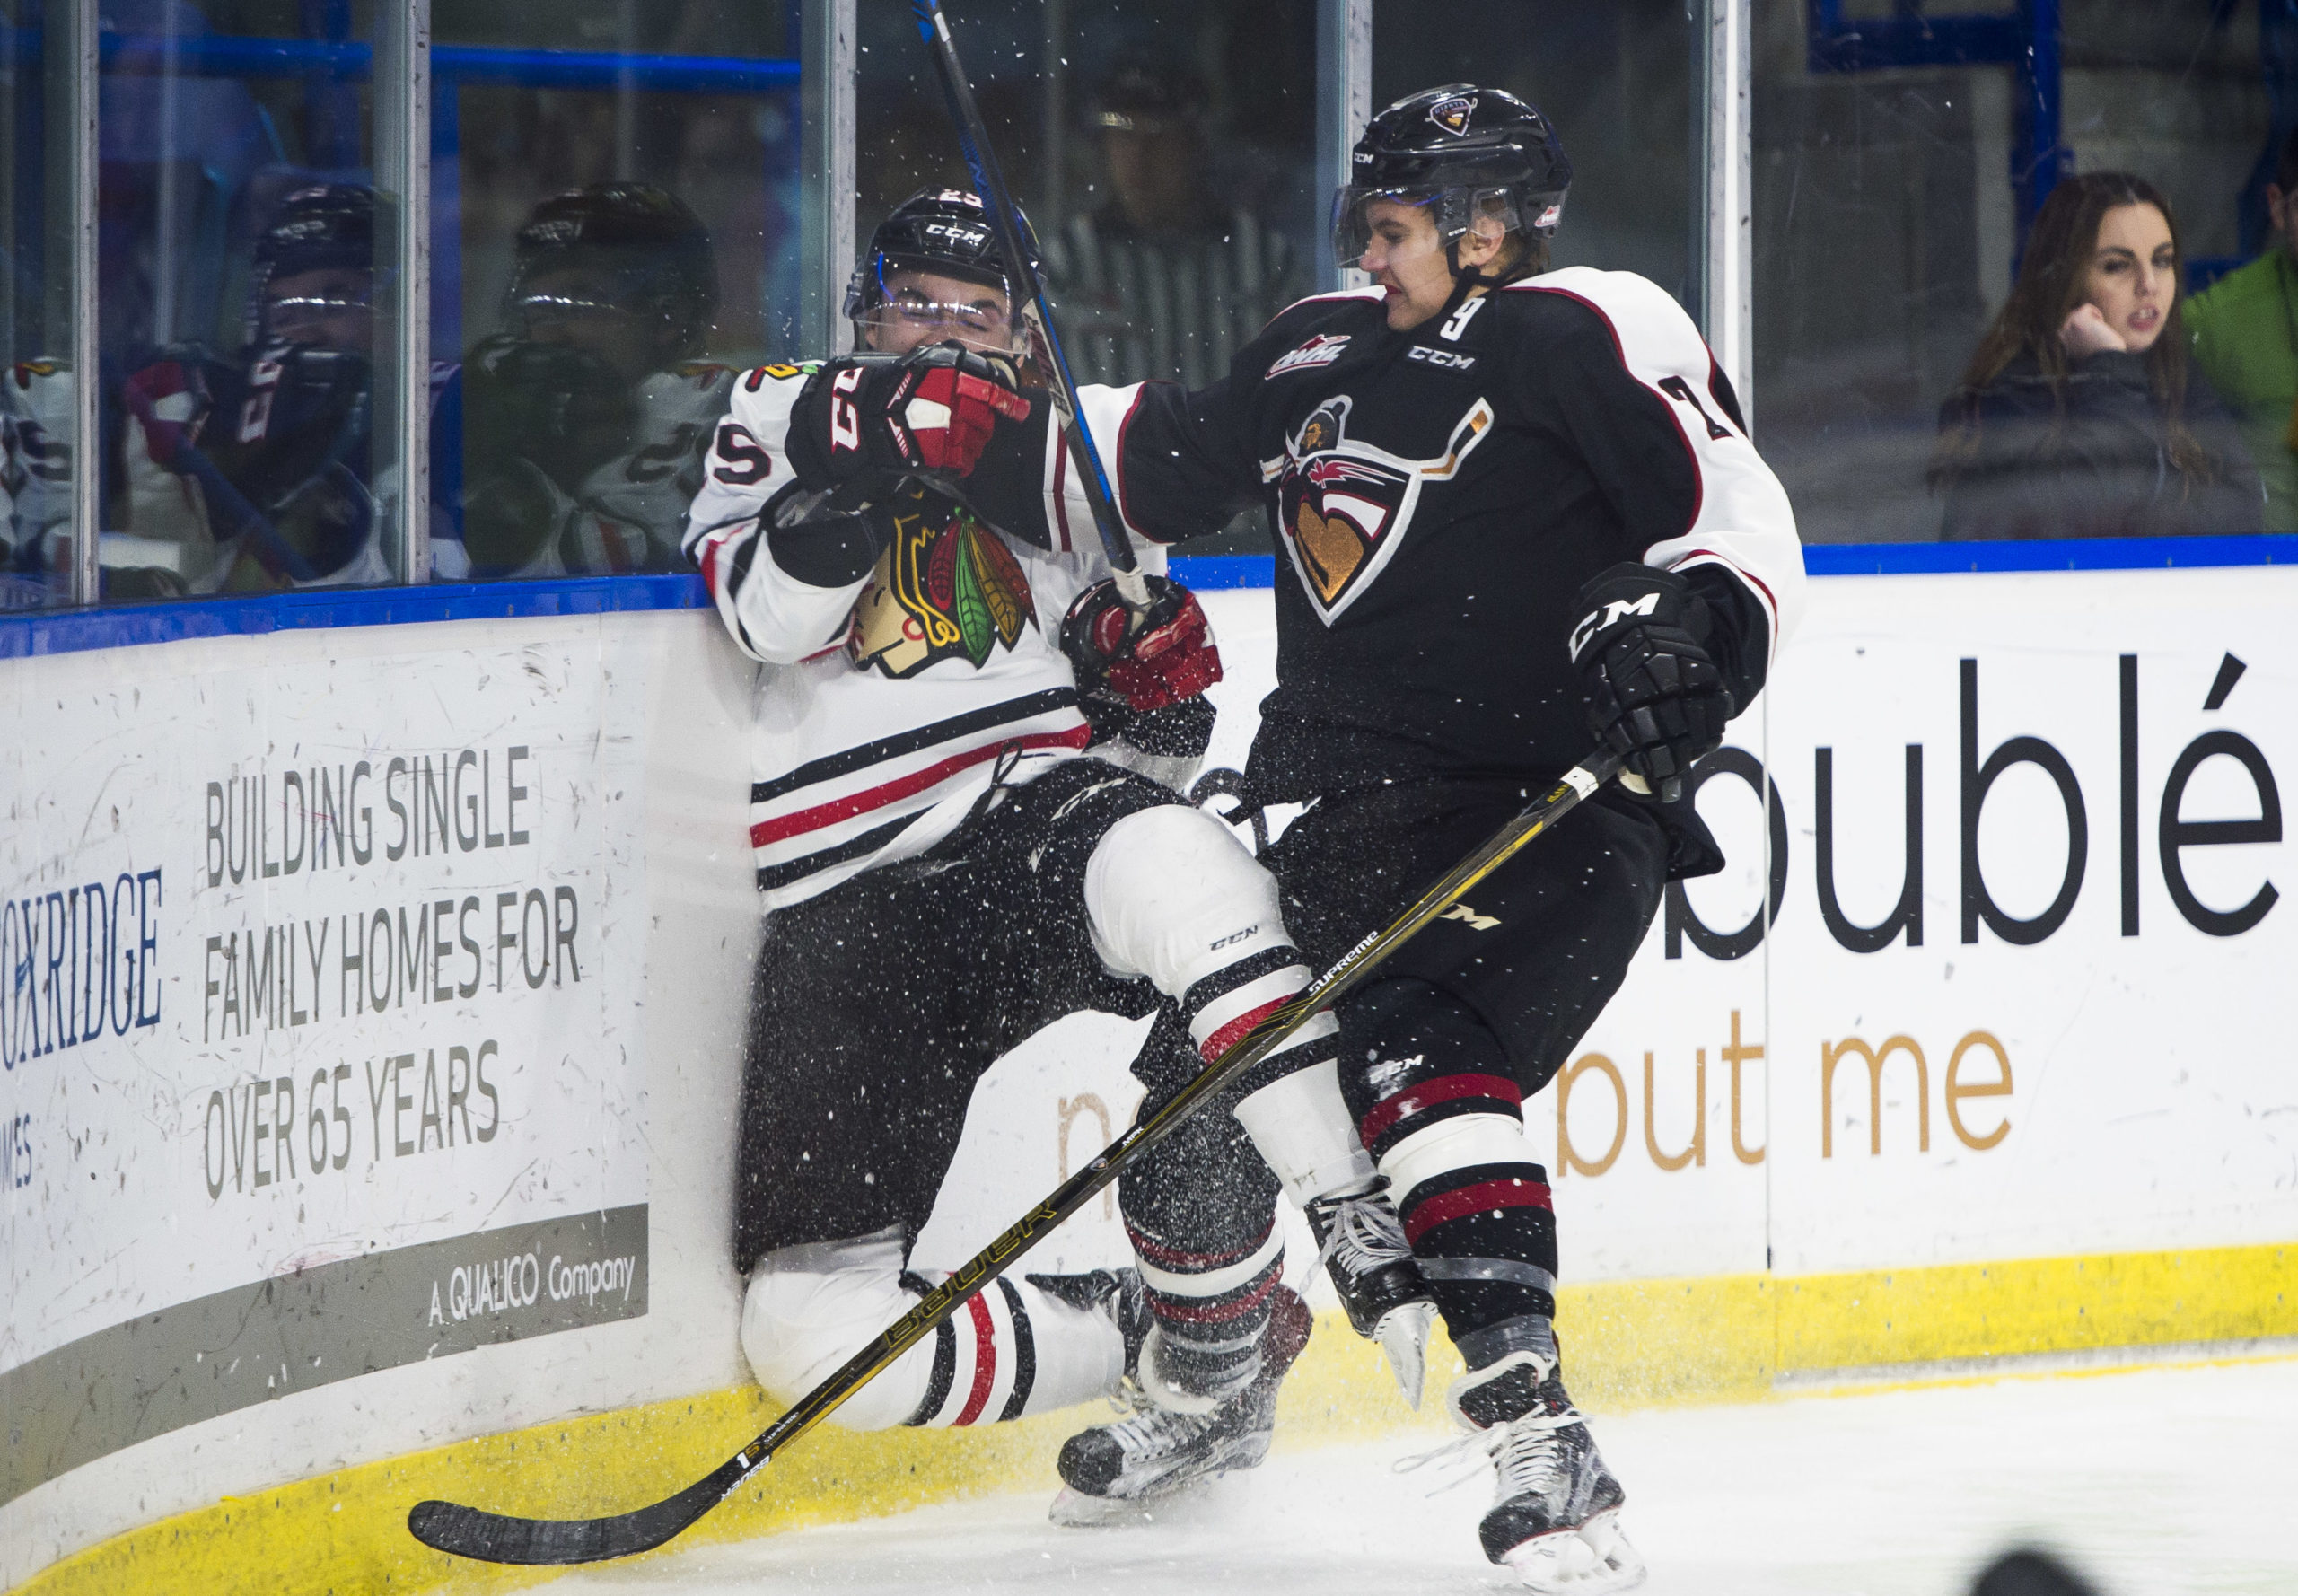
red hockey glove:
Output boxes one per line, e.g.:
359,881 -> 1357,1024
1568,562 -> 1735,803
1061,575 -> 1223,714
121,359 -> 211,470
791,343 -> 1031,488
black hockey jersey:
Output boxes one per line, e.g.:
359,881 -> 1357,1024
963,267 -> 1805,801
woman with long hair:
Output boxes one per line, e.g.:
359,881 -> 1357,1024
1932,171 -> 2261,539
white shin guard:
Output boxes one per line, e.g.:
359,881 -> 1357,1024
1233,1058 -> 1377,1207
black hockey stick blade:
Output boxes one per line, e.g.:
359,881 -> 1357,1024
408,1451 -> 752,1565
908,0 -> 1150,609
406,749 -> 1624,1565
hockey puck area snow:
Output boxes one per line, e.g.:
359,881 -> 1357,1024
543,1358 -> 2297,1595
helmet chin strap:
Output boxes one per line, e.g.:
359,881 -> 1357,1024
1436,232 -> 1538,321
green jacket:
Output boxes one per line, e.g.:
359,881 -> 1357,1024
2186,250 -> 2298,531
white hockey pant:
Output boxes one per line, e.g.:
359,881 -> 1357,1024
741,1228 -> 1126,1431
1083,803 -> 1373,1204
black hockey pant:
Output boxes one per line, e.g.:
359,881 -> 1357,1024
1266,778 -> 1668,1376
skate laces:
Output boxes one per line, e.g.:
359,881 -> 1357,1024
1098,1395 -> 1216,1453
1392,1405 -> 1583,1498
1313,1185 -> 1412,1275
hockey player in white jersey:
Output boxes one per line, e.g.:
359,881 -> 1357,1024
681,189 -> 1433,1516
949,87 -> 1807,1589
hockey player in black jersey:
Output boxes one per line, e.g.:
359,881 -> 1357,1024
684,189 -> 1434,1518
953,87 -> 1805,1589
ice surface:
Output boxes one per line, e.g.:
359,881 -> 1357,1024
546,1357 -> 2297,1595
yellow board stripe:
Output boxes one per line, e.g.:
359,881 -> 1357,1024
16,1241 -> 2294,1595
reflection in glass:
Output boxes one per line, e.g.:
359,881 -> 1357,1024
95,0 -> 405,598
2,0 -> 77,609
459,182 -> 734,577
437,0 -> 798,579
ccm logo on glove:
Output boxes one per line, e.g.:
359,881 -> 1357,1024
797,342 -> 1033,489
1568,563 -> 1735,804
1567,592 -> 1659,663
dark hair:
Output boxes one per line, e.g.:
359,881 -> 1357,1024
1933,171 -> 2210,492
2276,124 -> 2298,195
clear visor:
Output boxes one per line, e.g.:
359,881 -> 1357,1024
1330,188 -> 1442,274
857,269 -> 1022,354
1329,185 -> 1536,273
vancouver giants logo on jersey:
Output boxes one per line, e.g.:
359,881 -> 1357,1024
1262,394 -> 1494,625
1266,332 -> 1352,378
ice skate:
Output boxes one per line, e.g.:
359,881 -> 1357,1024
1304,1178 -> 1438,1407
1407,1348 -> 1645,1593
1049,1285 -> 1311,1525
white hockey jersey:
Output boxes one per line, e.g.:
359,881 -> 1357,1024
683,363 -> 1163,910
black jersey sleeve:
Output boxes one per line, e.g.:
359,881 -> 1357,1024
954,294 -> 1364,550
1501,272 -> 1804,712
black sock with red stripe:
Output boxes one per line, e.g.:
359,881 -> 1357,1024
1338,979 -> 1559,1355
1121,1011 -> 1289,1402
1126,1215 -> 1285,1399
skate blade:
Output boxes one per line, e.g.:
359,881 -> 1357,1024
1500,1511 -> 1646,1594
1374,1300 -> 1436,1411
1048,1478 -> 1215,1529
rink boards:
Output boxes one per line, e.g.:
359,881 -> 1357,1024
2,565 -> 2294,1593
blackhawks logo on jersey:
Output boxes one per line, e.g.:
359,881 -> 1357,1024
850,487 -> 1035,678
1267,394 -> 1495,624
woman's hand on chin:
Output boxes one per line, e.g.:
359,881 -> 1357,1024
2059,302 -> 2128,357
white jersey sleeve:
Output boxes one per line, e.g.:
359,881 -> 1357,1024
682,362 -> 864,664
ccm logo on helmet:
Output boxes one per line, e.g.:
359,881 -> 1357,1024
924,222 -> 989,247
1567,592 -> 1658,662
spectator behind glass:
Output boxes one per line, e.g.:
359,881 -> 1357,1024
458,183 -> 734,580
2186,125 -> 2298,532
1931,172 -> 2261,541
1042,61 -> 1302,391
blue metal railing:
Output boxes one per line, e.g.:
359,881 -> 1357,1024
31,30 -> 806,94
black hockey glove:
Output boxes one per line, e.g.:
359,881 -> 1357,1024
787,343 -> 1031,492
766,493 -> 899,588
1567,562 -> 1735,803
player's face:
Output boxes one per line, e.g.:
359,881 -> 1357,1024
263,267 -> 373,353
517,265 -> 662,381
2081,203 -> 2176,354
1358,198 -> 1455,331
864,268 -> 1017,356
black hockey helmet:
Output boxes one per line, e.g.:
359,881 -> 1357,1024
256,183 -> 376,277
1331,85 -> 1572,275
251,183 -> 378,346
506,182 -> 719,357
845,187 -> 1039,348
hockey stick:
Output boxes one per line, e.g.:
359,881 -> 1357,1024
405,748 -> 1623,1565
908,0 -> 1152,613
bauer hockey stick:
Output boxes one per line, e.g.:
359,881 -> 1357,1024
909,0 -> 1153,614
405,748 -> 1626,1566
